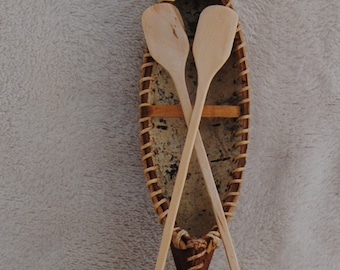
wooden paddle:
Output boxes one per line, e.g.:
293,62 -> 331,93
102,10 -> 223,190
142,3 -> 239,270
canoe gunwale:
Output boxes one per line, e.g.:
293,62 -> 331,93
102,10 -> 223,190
139,0 -> 250,268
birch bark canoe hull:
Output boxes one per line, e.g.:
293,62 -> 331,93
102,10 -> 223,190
139,0 -> 250,269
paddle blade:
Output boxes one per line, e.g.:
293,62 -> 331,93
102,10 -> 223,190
193,5 -> 238,85
141,3 -> 189,73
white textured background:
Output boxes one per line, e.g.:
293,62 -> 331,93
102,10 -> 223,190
0,0 -> 339,269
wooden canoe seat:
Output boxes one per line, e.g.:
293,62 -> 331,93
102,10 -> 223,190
145,105 -> 240,118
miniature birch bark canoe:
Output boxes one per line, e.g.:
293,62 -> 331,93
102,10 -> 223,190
139,0 -> 250,269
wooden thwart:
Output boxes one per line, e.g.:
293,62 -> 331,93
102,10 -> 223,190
146,105 -> 240,118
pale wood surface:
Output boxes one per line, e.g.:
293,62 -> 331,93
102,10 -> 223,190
141,3 -> 189,82
143,3 -> 240,270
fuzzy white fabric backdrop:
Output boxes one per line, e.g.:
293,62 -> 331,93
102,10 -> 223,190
0,0 -> 339,269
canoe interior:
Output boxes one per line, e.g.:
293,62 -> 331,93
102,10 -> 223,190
144,0 -> 244,238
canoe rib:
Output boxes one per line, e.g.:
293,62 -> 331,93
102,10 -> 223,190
139,0 -> 250,269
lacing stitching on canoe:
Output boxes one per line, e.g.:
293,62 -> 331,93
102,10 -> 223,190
186,233 -> 220,270
141,151 -> 154,161
172,227 -> 220,247
220,5 -> 250,221
237,85 -> 250,94
236,128 -> 250,136
238,98 -> 251,105
235,153 -> 248,161
187,263 -> 204,270
140,52 -> 168,225
234,56 -> 247,67
236,140 -> 250,147
228,179 -> 243,185
173,227 -> 189,249
158,210 -> 168,224
171,228 -> 220,269
224,0 -> 233,8
140,139 -> 153,150
139,120 -> 153,135
146,177 -> 159,186
234,42 -> 246,51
